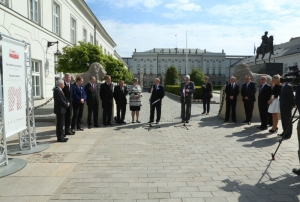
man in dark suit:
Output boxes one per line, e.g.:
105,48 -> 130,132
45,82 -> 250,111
100,75 -> 113,126
180,75 -> 195,123
257,76 -> 272,130
85,76 -> 100,129
149,78 -> 165,124
241,75 -> 256,125
113,80 -> 128,124
54,79 -> 70,142
224,76 -> 239,123
62,73 -> 75,135
292,84 -> 300,175
279,81 -> 295,139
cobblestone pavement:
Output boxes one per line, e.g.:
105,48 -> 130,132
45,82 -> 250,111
1,93 -> 300,202
124,93 -> 221,123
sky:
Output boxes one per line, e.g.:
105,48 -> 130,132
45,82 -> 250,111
85,0 -> 300,57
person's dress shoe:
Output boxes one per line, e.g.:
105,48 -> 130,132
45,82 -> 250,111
292,168 -> 300,175
269,128 -> 278,133
94,125 -> 100,127
224,120 -> 228,122
260,127 -> 267,131
88,125 -> 92,129
186,120 -> 189,123
65,131 -> 74,135
201,112 -> 206,114
156,121 -> 159,124
57,138 -> 68,142
242,120 -> 248,123
77,128 -> 84,131
121,121 -> 126,124
248,122 -> 251,125
107,122 -> 113,125
277,133 -> 284,137
232,120 -> 237,123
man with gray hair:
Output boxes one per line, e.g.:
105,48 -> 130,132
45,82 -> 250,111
180,75 -> 195,123
62,73 -> 74,135
54,79 -> 70,142
149,78 -> 165,124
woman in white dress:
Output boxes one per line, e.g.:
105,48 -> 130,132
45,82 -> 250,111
268,75 -> 281,133
128,78 -> 143,123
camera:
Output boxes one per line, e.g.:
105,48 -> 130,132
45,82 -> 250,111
280,65 -> 300,83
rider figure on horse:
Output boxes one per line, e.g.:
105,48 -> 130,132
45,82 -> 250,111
261,31 -> 269,54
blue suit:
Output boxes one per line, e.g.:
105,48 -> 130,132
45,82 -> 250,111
71,84 -> 87,130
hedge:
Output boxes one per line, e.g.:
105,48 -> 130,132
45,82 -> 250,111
165,85 -> 204,99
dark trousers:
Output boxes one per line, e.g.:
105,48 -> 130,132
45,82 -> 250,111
71,103 -> 84,129
203,96 -> 211,113
87,103 -> 99,126
181,100 -> 191,121
225,99 -> 237,121
243,100 -> 254,122
116,103 -> 126,122
150,103 -> 161,122
258,103 -> 268,128
56,113 -> 65,140
280,108 -> 292,137
65,107 -> 71,133
297,120 -> 300,162
103,103 -> 112,124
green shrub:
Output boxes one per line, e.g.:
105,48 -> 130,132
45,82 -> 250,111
165,85 -> 203,99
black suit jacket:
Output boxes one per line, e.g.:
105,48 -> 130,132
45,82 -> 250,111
113,85 -> 128,105
150,85 -> 165,104
180,81 -> 195,103
62,82 -> 73,104
225,83 -> 239,101
53,87 -> 69,114
84,83 -> 99,106
280,83 -> 295,111
202,82 -> 212,98
258,84 -> 272,105
241,82 -> 256,102
100,82 -> 113,107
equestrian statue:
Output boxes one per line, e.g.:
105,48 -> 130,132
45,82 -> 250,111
255,31 -> 274,64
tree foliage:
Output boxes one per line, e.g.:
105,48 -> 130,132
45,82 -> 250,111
164,66 -> 180,85
190,68 -> 205,86
56,41 -> 133,83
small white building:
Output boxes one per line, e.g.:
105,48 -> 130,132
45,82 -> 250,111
123,48 -> 248,87
0,0 -> 118,105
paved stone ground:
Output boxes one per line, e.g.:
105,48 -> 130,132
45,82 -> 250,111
1,93 -> 300,202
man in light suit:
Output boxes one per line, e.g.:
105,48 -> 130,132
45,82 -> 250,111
84,76 -> 100,129
257,76 -> 272,130
279,80 -> 295,139
54,79 -> 70,142
224,76 -> 239,123
149,78 -> 165,124
180,75 -> 195,123
241,75 -> 256,125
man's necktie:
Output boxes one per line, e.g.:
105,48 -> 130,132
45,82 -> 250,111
231,84 -> 233,89
92,84 -> 95,91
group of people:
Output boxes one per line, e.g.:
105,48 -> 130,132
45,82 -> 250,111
224,74 -> 295,140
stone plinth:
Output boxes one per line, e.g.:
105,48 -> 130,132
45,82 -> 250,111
219,87 -> 260,121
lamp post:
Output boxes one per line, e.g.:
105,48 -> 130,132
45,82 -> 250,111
47,41 -> 62,82
140,69 -> 144,91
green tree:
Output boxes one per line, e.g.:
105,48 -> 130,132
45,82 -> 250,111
57,41 -> 104,73
164,66 -> 180,85
190,68 -> 205,86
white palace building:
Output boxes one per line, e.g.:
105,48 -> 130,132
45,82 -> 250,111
123,48 -> 249,87
0,0 -> 120,105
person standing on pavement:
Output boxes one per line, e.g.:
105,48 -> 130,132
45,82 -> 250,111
278,80 -> 295,140
292,83 -> 300,175
100,75 -> 114,126
202,76 -> 212,115
149,78 -> 165,124
268,75 -> 281,133
257,76 -> 272,130
71,76 -> 87,132
113,80 -> 128,124
62,73 -> 75,135
241,75 -> 256,125
180,75 -> 195,123
224,76 -> 239,123
128,78 -> 143,123
54,79 -> 70,142
84,76 -> 100,129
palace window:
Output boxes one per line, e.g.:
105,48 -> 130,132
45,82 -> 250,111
218,81 -> 221,85
218,69 -> 221,75
96,40 -> 99,46
83,28 -> 87,43
206,69 -> 209,75
90,35 -> 93,44
32,60 -> 41,98
70,18 -> 76,44
212,69 -> 215,75
30,0 -> 39,24
212,81 -> 216,85
53,2 -> 60,35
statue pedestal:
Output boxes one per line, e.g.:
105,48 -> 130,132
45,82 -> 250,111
219,87 -> 260,121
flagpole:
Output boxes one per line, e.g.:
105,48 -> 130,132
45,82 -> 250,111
185,30 -> 188,75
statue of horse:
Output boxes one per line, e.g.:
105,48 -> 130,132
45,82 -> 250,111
255,35 -> 274,64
